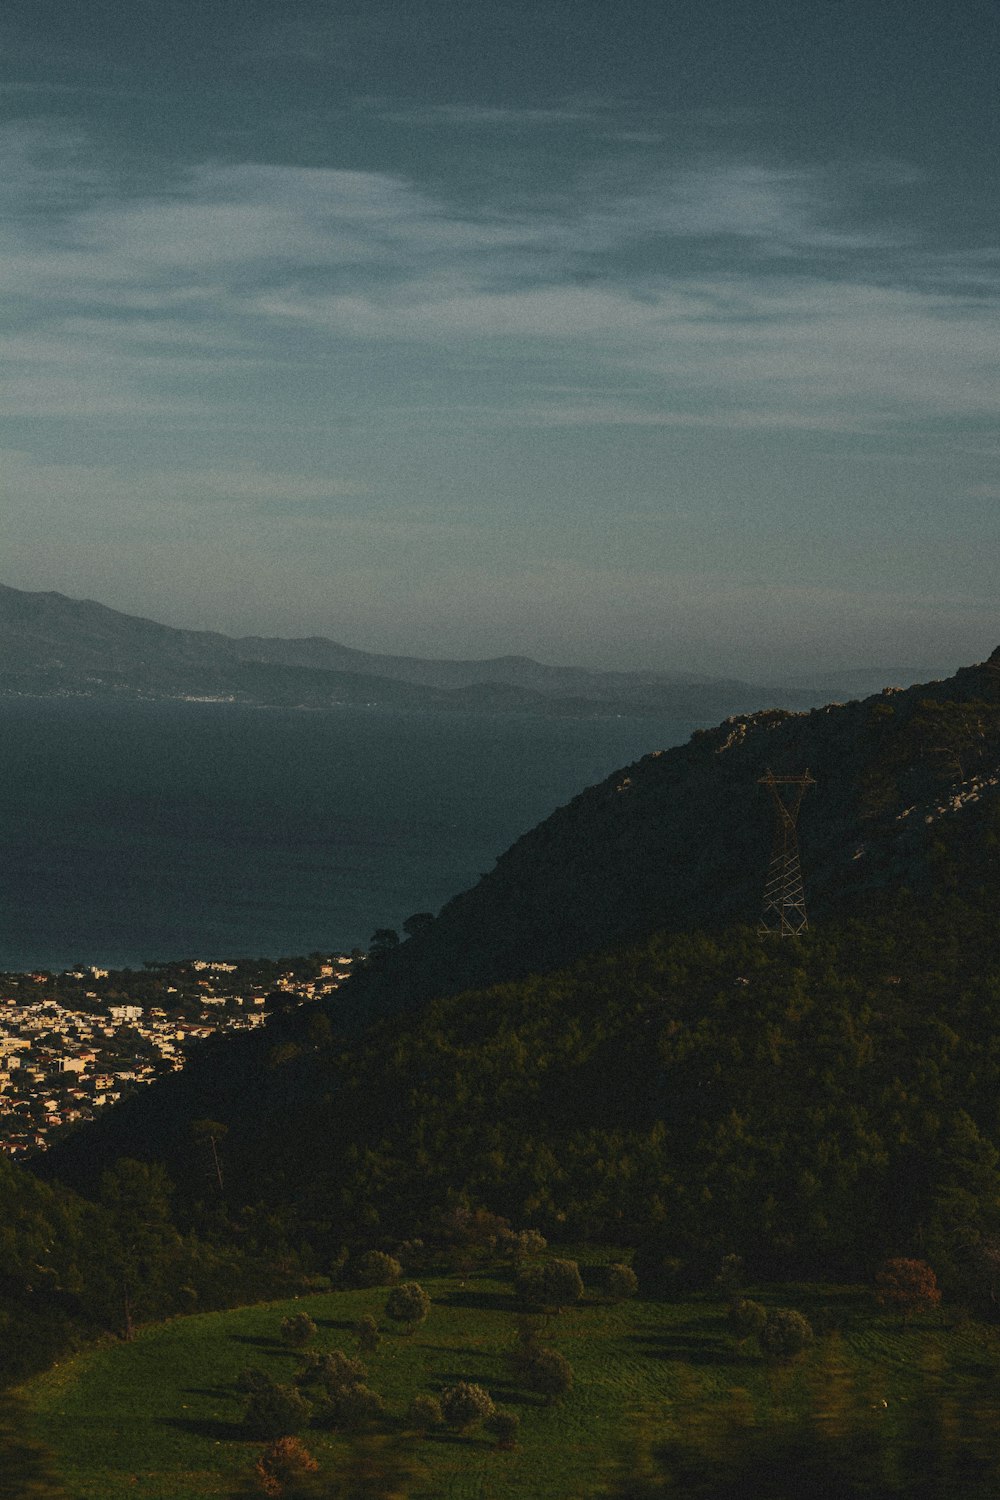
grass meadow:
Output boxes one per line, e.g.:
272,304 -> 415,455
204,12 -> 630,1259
15,1260 -> 1000,1499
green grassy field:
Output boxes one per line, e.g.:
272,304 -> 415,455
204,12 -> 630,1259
15,1261 -> 1000,1500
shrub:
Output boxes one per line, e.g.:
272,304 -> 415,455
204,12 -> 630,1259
279,1313 -> 317,1349
243,1382 -> 312,1440
521,1347 -> 573,1403
513,1262 -> 547,1307
497,1227 -> 548,1263
758,1308 -> 814,1361
236,1366 -> 276,1395
395,1238 -> 431,1272
515,1257 -> 584,1312
408,1393 -> 444,1433
511,1313 -> 545,1353
385,1281 -> 431,1333
352,1250 -> 402,1288
728,1298 -> 768,1342
715,1253 -> 745,1299
314,1382 -> 386,1431
440,1205 -> 510,1252
354,1314 -> 381,1353
875,1258 -> 942,1324
440,1381 -> 495,1430
485,1409 -> 521,1450
252,1436 -> 319,1497
605,1262 -> 639,1303
298,1349 -> 367,1392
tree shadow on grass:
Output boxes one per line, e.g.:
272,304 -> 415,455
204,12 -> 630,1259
158,1414 -> 247,1443
0,1399 -> 71,1500
313,1317 -> 357,1332
228,1333 -> 287,1353
422,1430 -> 487,1448
432,1371 -> 499,1388
419,1344 -> 498,1360
945,1351 -> 998,1382
439,1288 -> 517,1313
631,1329 -> 750,1369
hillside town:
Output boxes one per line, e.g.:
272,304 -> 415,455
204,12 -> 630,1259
0,952 -> 354,1156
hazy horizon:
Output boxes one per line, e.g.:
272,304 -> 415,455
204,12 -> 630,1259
2,0 -> 997,677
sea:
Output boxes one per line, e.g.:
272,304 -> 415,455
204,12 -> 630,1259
0,698 -> 700,973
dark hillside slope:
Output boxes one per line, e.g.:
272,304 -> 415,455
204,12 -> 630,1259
39,648 -> 1000,1282
40,886 -> 1000,1286
347,648 -> 1000,1016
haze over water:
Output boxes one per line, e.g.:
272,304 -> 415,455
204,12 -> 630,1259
0,699 -> 697,973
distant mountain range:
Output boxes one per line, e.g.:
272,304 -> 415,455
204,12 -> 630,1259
0,582 -> 886,718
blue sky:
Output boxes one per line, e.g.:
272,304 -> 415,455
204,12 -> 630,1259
2,0 -> 998,676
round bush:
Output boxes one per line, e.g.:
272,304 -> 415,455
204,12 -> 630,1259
279,1313 -> 317,1349
514,1262 -> 547,1306
728,1298 -> 768,1342
408,1393 -> 444,1432
486,1409 -> 521,1450
315,1382 -> 386,1431
440,1381 -> 495,1430
298,1349 -> 367,1391
759,1307 -> 814,1361
516,1257 -> 584,1311
352,1250 -> 402,1288
386,1281 -> 431,1331
243,1382 -> 312,1440
235,1366 -> 275,1395
875,1258 -> 942,1323
498,1227 -> 548,1262
605,1262 -> 639,1303
253,1436 -> 318,1496
522,1347 -> 573,1403
354,1313 -> 381,1353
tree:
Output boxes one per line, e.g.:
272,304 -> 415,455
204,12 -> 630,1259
758,1308 -> 813,1361
280,1313 -> 317,1349
497,1227 -> 548,1264
315,1382 -> 386,1432
440,1382 -> 495,1431
727,1298 -> 767,1342
244,1383 -> 312,1440
605,1262 -> 639,1303
714,1253 -> 744,1299
299,1349 -> 367,1392
369,929 -> 400,956
190,1118 -> 229,1195
385,1281 -> 430,1334
408,1394 -> 443,1434
352,1251 -> 402,1288
485,1409 -> 520,1450
521,1347 -> 573,1403
354,1314 -> 381,1354
97,1158 -> 183,1340
402,913 -> 434,938
252,1436 -> 319,1497
515,1257 -> 584,1313
875,1258 -> 942,1325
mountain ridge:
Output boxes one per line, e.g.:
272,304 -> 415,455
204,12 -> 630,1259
0,582 -> 862,716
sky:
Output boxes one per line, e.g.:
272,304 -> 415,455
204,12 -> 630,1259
2,0 -> 998,678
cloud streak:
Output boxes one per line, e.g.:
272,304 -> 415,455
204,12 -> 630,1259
1,121 -> 996,444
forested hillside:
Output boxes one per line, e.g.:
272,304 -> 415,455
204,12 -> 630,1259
25,645 -> 1000,1370
347,647 -> 1000,1013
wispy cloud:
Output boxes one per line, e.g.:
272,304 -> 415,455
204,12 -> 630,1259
1,119 -> 996,443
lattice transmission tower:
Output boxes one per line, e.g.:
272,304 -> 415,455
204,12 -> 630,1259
757,769 -> 815,937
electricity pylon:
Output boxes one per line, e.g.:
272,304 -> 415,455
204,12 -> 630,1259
758,769 -> 815,937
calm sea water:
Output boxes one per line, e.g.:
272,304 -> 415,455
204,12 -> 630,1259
0,699 -> 698,972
